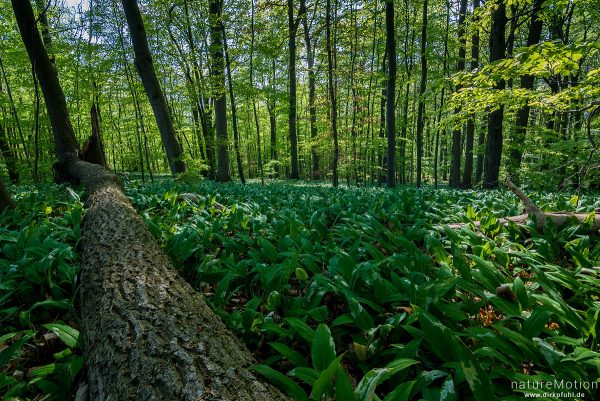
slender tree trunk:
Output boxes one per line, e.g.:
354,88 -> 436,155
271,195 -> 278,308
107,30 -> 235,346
250,0 -> 264,185
326,0 -> 339,187
385,0 -> 396,188
450,0 -> 468,188
435,0 -> 450,188
120,0 -> 185,175
302,0 -> 319,180
288,0 -> 300,179
13,2 -> 293,399
462,0 -> 480,188
208,0 -> 231,182
0,174 -> 14,211
508,0 -> 544,185
475,126 -> 485,183
483,0 -> 507,189
223,24 -> 245,184
415,0 -> 428,187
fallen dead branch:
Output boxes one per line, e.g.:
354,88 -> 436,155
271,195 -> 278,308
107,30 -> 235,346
446,181 -> 599,234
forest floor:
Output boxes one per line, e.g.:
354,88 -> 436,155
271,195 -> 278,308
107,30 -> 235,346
1,180 -> 599,400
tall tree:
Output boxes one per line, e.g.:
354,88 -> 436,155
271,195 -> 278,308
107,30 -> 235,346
385,0 -> 397,188
121,0 -> 186,175
288,0 -> 300,179
326,0 -> 339,187
462,0 -> 480,188
301,0 -> 319,180
250,0 -> 264,184
209,0 -> 231,182
415,0 -> 428,187
508,0 -> 544,185
450,0 -> 468,188
483,0 -> 507,189
223,23 -> 245,184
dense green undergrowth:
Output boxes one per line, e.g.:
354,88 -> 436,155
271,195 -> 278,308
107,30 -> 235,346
1,180 -> 599,400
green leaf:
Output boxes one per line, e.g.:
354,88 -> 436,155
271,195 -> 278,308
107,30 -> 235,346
42,323 -> 81,349
269,342 -> 309,367
354,358 -> 418,401
311,354 -> 344,400
253,365 -> 309,401
418,312 -> 493,401
312,324 -> 336,372
440,375 -> 458,401
0,334 -> 32,368
347,298 -> 374,331
285,317 -> 315,343
335,366 -> 356,401
382,380 -> 415,401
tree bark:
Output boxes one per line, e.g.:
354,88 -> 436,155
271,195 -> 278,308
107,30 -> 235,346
288,0 -> 300,179
209,0 -> 231,182
483,0 -> 507,189
415,0 -> 428,187
462,0 -> 480,188
0,174 -> 14,212
13,2 -> 292,399
326,0 -> 339,187
301,0 -> 319,180
223,23 -> 245,184
81,103 -> 108,167
121,0 -> 186,175
385,0 -> 396,188
450,0 -> 468,188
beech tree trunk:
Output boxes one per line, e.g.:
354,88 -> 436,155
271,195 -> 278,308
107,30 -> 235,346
326,0 -> 339,187
209,0 -> 231,183
0,174 -> 14,212
302,0 -> 319,180
483,0 -> 507,189
121,0 -> 186,176
288,0 -> 300,179
462,0 -> 480,189
13,2 -> 291,400
450,0 -> 468,188
385,0 -> 396,188
415,0 -> 428,187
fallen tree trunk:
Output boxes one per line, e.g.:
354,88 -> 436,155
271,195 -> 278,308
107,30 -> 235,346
447,181 -> 600,233
59,157 -> 289,400
12,1 -> 290,398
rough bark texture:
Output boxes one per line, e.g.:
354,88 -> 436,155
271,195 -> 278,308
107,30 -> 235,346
385,0 -> 396,188
121,0 -> 186,176
0,174 -> 14,211
54,157 -> 291,401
